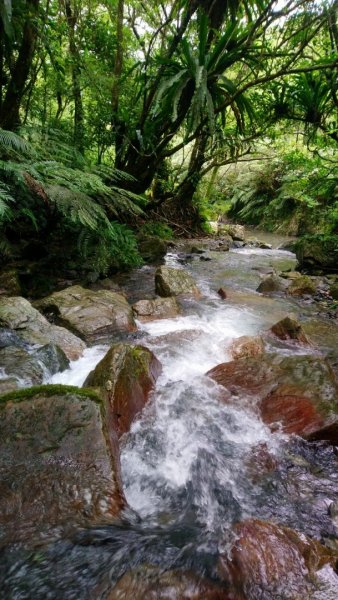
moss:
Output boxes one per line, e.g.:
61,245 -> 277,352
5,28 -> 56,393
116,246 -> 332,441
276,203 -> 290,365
0,384 -> 102,406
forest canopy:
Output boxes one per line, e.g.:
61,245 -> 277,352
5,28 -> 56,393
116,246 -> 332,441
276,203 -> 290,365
0,0 -> 337,276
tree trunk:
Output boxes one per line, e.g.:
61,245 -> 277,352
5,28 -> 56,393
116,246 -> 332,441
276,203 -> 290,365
64,0 -> 84,155
0,0 -> 40,131
112,0 -> 124,167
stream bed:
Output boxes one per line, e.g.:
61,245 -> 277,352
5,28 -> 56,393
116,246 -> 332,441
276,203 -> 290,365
1,237 -> 338,599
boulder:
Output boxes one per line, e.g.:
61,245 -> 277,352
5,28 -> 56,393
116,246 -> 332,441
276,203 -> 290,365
155,266 -> 200,298
137,235 -> 167,263
132,297 -> 180,322
0,343 -> 69,386
35,285 -> 137,344
0,296 -> 85,360
217,224 -> 245,241
296,235 -> 338,272
108,568 -> 230,600
84,343 -> 162,437
218,519 -> 336,600
256,274 -> 288,294
270,316 -> 310,344
287,275 -> 316,297
0,385 -> 125,548
207,353 -> 338,442
229,335 -> 265,360
330,282 -> 338,300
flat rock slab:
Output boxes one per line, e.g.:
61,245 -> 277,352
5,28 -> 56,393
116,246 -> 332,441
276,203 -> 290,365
132,297 -> 180,322
0,296 -> 85,360
155,266 -> 200,298
0,385 -> 125,548
207,353 -> 338,442
35,285 -> 137,344
84,343 -> 162,437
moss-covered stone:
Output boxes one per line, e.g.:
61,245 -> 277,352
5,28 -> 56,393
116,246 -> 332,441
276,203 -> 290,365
155,266 -> 200,298
287,275 -> 316,296
296,235 -> 338,272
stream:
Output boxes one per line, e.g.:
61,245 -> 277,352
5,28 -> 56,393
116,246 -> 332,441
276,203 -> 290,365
1,236 -> 338,599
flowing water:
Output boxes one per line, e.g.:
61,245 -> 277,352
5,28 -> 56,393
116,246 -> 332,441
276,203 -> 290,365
2,238 -> 338,599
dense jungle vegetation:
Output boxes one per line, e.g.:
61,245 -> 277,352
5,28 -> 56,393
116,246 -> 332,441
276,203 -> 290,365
0,0 -> 337,278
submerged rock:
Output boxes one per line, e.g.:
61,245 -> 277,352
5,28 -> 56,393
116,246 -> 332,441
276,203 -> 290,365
155,266 -> 200,298
229,335 -> 265,360
108,568 -> 229,600
35,285 -> 137,344
0,296 -> 85,360
132,297 -> 180,322
84,343 -> 162,437
207,353 -> 338,442
270,316 -> 310,344
0,385 -> 125,548
218,519 -> 337,600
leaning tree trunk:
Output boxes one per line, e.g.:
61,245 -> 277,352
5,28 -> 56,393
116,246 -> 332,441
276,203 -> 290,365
0,0 -> 40,131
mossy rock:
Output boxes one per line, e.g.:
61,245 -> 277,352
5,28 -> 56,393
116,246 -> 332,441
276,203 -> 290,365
296,235 -> 338,273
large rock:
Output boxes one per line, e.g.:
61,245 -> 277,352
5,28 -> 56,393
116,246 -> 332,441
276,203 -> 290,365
108,568 -> 230,600
207,353 -> 338,442
0,385 -> 125,548
84,343 -> 162,437
132,297 -> 180,322
0,270 -> 21,296
270,316 -> 310,344
218,519 -> 336,600
137,235 -> 167,263
155,266 -> 200,298
35,285 -> 137,344
256,274 -> 288,294
296,236 -> 338,272
0,296 -> 85,360
217,223 -> 245,241
229,335 -> 265,360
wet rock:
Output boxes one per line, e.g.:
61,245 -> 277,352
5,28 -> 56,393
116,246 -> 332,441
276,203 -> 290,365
217,287 -> 227,300
296,236 -> 338,272
35,285 -> 137,344
155,266 -> 200,298
0,346 -> 46,385
200,255 -> 212,261
84,343 -> 162,437
0,270 -> 21,296
108,568 -> 229,600
278,240 -> 297,252
259,242 -> 272,249
137,235 -> 167,263
132,297 -> 180,322
287,275 -> 316,297
0,385 -> 125,548
218,519 -> 337,600
0,327 -> 28,349
229,335 -> 265,360
207,353 -> 338,442
0,296 -> 85,360
270,316 -> 310,344
256,274 -> 289,294
33,343 -> 70,375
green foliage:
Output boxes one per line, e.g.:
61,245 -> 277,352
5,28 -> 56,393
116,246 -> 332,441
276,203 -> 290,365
139,222 -> 174,240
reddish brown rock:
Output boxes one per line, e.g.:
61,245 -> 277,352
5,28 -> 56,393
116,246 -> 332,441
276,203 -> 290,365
229,335 -> 264,360
84,343 -> 162,437
270,316 -> 310,344
207,354 -> 338,442
218,287 -> 227,300
0,385 -> 125,548
218,519 -> 337,600
245,443 -> 277,481
107,568 -> 230,600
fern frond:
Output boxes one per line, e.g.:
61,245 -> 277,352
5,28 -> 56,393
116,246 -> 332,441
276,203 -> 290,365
0,129 -> 34,157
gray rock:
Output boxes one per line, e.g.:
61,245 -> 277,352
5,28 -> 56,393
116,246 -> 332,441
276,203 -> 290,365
133,297 -> 180,322
257,275 -> 289,294
155,266 -> 200,298
0,296 -> 85,360
35,285 -> 137,344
